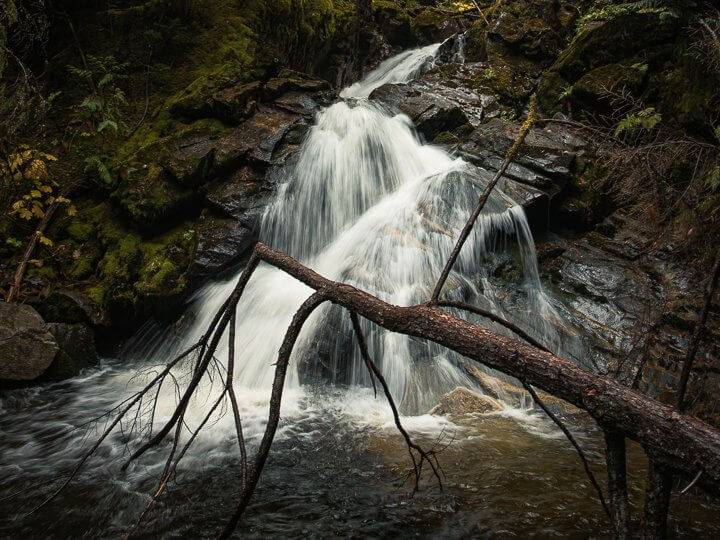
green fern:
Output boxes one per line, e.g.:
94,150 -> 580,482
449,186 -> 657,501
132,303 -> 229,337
614,107 -> 662,136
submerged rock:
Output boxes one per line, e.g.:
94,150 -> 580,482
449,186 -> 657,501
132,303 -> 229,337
429,387 -> 503,417
0,302 -> 58,381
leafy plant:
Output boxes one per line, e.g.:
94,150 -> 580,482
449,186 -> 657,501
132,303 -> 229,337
614,107 -> 662,136
68,55 -> 129,138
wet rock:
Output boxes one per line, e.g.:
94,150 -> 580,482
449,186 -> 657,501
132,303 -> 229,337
215,107 -> 301,167
371,82 -> 470,140
263,69 -> 331,101
429,387 -> 503,416
42,323 -> 99,380
274,91 -> 322,118
205,166 -> 272,222
0,301 -> 58,381
190,216 -> 258,277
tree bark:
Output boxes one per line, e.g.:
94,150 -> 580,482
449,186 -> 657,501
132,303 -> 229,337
605,430 -> 631,538
643,459 -> 673,539
676,250 -> 720,411
251,242 -> 720,484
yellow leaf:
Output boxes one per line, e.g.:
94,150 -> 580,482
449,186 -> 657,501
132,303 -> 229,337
30,189 -> 42,198
11,200 -> 24,211
42,153 -> 58,162
40,184 -> 53,193
19,208 -> 33,220
28,259 -> 43,267
38,234 -> 54,247
25,159 -> 49,182
66,205 -> 77,217
55,196 -> 71,204
31,202 -> 45,218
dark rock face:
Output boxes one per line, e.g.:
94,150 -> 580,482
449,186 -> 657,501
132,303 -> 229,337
538,10 -> 680,113
33,288 -> 108,328
0,302 -> 58,381
43,323 -> 99,380
190,217 -> 258,277
205,166 -> 272,222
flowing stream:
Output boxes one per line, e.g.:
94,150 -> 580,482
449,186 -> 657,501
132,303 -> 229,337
2,42 -> 720,538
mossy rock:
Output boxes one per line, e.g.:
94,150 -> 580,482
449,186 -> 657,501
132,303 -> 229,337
553,11 -> 679,83
464,19 -> 488,62
571,61 -> 648,103
112,164 -> 197,231
168,74 -> 262,124
371,0 -> 416,47
86,223 -> 198,328
479,43 -> 542,106
539,10 -> 679,113
486,0 -> 565,63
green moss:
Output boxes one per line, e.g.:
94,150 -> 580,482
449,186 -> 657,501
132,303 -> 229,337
66,220 -> 95,243
572,61 -> 647,101
434,131 -> 460,145
112,163 -> 196,231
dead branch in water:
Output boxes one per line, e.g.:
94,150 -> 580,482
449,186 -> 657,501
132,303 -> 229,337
16,93 -> 720,539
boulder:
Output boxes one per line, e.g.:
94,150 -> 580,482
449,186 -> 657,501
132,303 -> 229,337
43,323 -> 99,380
112,165 -> 196,232
205,166 -> 272,222
215,107 -> 301,167
370,77 -> 475,140
169,77 -> 261,124
539,10 -> 679,112
0,301 -> 58,381
429,387 -> 503,416
263,69 -> 331,100
190,216 -> 258,277
161,133 -> 219,188
571,61 -> 647,105
33,288 -> 107,327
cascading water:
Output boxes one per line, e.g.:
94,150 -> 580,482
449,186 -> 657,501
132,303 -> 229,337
127,37 -> 577,415
2,40 -> 668,538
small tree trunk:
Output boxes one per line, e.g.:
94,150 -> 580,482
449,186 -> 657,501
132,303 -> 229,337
605,430 -> 631,538
643,459 -> 673,539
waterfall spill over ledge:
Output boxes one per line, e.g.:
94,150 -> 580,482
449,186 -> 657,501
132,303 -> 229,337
2,40 -> 681,539
126,37 -> 580,416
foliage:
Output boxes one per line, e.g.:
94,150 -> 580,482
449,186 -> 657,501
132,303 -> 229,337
613,107 -> 662,137
68,55 -> 129,138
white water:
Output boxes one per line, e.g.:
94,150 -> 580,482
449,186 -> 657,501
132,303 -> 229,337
127,40 -> 573,417
0,42 -> 593,534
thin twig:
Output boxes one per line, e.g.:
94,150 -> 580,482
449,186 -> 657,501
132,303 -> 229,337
432,95 -> 538,301
522,380 -> 611,520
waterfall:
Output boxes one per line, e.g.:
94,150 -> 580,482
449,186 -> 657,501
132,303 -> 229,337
130,41 -> 570,414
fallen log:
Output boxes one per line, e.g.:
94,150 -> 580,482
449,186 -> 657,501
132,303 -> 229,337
253,242 -> 720,484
